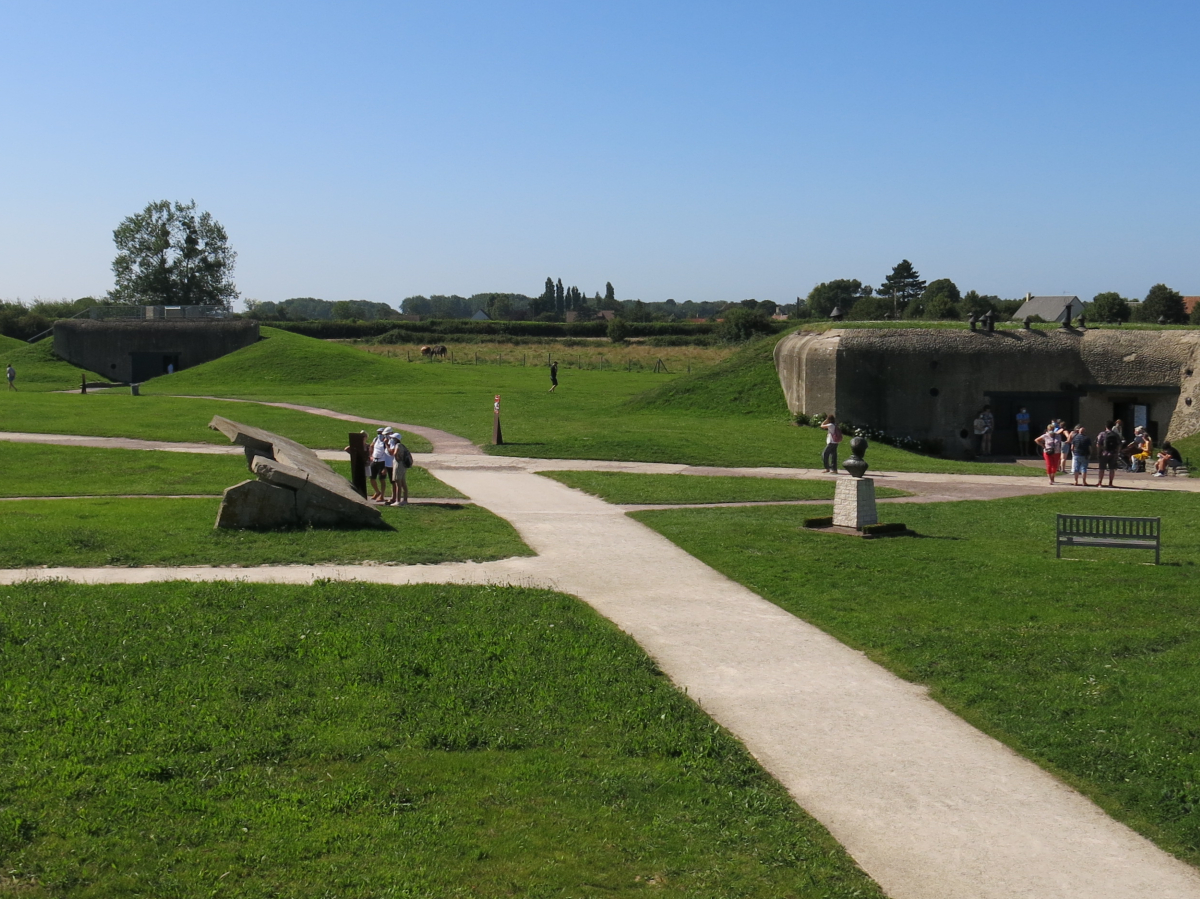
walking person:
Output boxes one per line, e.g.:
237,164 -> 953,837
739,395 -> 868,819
1015,406 -> 1031,456
1096,421 -> 1120,487
980,405 -> 995,455
548,361 -> 559,393
1034,422 -> 1062,485
820,414 -> 842,473
1068,425 -> 1091,486
389,432 -> 412,505
5,364 -> 14,391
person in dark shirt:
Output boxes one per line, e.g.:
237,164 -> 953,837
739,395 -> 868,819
1069,425 -> 1092,486
1154,441 -> 1184,477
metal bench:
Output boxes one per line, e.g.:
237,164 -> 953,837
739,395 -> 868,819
1056,514 -> 1160,564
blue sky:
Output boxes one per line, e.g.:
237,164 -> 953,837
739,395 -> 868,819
1,1 -> 1197,308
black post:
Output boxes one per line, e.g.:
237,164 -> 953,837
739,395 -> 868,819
347,431 -> 368,498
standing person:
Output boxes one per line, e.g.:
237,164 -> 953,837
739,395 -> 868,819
1068,425 -> 1091,486
378,427 -> 396,503
972,411 -> 987,455
1096,421 -> 1120,487
548,361 -> 559,393
820,415 -> 842,473
5,364 -> 14,390
1015,406 -> 1031,456
1034,423 -> 1062,485
389,432 -> 412,505
369,427 -> 389,501
980,405 -> 995,455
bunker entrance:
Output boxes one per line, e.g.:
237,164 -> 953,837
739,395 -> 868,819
130,352 -> 181,383
984,393 -> 1078,456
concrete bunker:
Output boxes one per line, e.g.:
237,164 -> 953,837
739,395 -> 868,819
53,318 -> 259,383
775,327 -> 1200,456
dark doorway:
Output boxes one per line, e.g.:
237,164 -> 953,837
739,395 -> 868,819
130,352 -> 181,383
985,392 -> 1079,456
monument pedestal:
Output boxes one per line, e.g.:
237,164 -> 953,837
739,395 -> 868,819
833,476 -> 878,530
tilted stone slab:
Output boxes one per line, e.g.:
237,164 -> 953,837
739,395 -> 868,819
210,416 -> 381,529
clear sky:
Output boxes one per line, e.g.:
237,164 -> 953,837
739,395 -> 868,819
2,1 -> 1197,309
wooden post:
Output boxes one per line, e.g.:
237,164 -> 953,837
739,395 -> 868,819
347,431 -> 368,498
81,374 -> 87,394
493,395 -> 503,445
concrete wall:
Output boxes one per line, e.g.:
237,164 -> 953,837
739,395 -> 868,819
53,319 -> 259,383
775,327 -> 1200,455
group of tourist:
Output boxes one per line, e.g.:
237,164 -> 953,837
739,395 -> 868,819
972,406 -> 996,455
368,426 -> 412,506
1033,418 -> 1183,485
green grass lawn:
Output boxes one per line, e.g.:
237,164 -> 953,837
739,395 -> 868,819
128,327 -> 1034,475
0,441 -> 460,499
0,580 -> 880,898
542,471 -> 910,504
0,335 -> 103,392
633,490 -> 1200,867
0,390 -> 432,452
0,497 -> 526,568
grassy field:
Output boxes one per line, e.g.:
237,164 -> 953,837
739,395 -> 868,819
0,391 -> 432,452
0,497 -> 526,568
0,336 -> 103,392
0,442 -> 460,499
0,580 -> 880,898
356,338 -> 731,373
633,490 -> 1200,866
542,471 -> 909,504
127,327 -> 1035,475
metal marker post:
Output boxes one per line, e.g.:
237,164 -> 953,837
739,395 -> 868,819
347,431 -> 368,497
493,395 -> 504,445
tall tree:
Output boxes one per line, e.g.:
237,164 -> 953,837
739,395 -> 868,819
1137,283 -> 1186,323
805,279 -> 870,318
1089,292 -> 1131,323
605,282 -> 615,302
878,260 -> 926,314
555,279 -> 565,316
110,200 -> 238,308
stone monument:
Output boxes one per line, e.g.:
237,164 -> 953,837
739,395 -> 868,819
833,435 -> 878,530
209,416 -> 383,529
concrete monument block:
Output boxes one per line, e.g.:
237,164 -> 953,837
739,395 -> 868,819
211,416 -> 382,529
833,477 -> 878,530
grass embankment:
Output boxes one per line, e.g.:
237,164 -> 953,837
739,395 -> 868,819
0,442 -> 461,499
634,490 -> 1200,866
542,471 -> 909,504
0,497 -> 525,568
0,335 -> 104,392
140,327 -> 1031,475
0,581 -> 880,898
0,391 -> 432,452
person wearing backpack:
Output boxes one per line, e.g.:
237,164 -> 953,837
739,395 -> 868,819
820,414 -> 842,473
1097,421 -> 1120,487
1034,422 -> 1062,484
388,432 -> 414,506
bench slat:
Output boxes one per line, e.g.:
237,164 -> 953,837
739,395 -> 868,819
1056,514 -> 1160,564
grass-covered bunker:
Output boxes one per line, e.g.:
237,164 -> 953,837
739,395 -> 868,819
775,327 -> 1200,455
53,318 -> 259,383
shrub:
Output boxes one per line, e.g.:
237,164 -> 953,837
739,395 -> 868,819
607,317 -> 630,343
717,307 -> 773,342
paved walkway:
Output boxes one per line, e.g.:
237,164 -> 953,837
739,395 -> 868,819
5,433 -> 1200,896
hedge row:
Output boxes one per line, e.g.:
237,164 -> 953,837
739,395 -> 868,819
265,319 -> 720,340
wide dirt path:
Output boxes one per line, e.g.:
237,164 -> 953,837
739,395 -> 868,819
5,439 -> 1200,896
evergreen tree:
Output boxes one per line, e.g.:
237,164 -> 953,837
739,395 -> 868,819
878,260 -> 926,314
555,279 -> 565,316
605,281 -> 615,302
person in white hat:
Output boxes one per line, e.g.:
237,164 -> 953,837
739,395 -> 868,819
369,427 -> 390,501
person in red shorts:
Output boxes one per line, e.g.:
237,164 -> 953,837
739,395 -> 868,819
1034,422 -> 1063,485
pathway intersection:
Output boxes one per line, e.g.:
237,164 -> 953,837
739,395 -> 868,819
3,419 -> 1200,897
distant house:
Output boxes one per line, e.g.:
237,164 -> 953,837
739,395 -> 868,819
470,309 -> 491,321
1012,294 -> 1085,323
597,310 -> 616,321
1183,297 -> 1200,316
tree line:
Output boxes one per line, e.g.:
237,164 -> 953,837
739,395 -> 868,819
797,259 -> 1196,325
